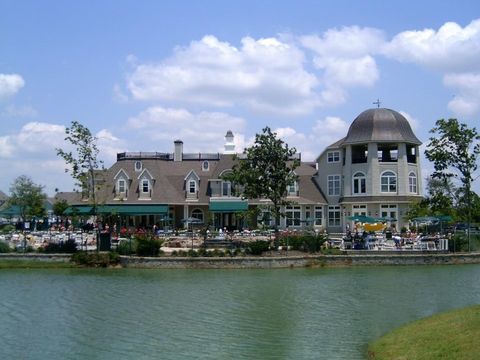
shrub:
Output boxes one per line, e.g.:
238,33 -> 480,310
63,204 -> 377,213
116,239 -> 135,255
279,234 -> 327,253
0,241 -> 11,253
187,249 -> 199,257
71,251 -> 120,267
245,240 -> 270,255
43,239 -> 77,253
135,234 -> 163,257
0,224 -> 15,234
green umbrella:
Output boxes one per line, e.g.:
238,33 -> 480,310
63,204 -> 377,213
347,215 -> 378,224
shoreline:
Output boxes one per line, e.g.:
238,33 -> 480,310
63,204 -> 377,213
1,252 -> 480,269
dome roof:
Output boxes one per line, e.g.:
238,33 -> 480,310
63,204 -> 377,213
342,108 -> 421,145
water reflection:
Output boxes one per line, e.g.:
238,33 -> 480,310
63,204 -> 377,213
1,265 -> 480,359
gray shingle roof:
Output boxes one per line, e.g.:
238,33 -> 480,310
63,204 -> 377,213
342,108 -> 422,145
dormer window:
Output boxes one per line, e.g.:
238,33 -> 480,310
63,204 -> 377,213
117,179 -> 126,194
135,161 -> 142,172
287,181 -> 298,196
189,180 -> 197,194
141,179 -> 150,194
202,161 -> 209,171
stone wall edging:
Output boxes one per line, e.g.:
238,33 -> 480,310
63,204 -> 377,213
2,253 -> 480,268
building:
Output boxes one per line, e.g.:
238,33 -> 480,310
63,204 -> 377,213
62,107 -> 422,232
316,108 -> 423,232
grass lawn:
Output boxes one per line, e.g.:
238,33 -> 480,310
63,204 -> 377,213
368,305 -> 480,360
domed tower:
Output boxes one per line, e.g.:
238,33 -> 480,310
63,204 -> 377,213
316,108 -> 423,232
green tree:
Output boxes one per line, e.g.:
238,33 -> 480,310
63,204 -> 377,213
425,118 -> 480,249
56,121 -> 104,211
8,175 -> 46,222
225,126 -> 300,236
52,199 -> 69,220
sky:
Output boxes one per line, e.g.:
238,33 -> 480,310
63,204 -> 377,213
1,0 -> 480,196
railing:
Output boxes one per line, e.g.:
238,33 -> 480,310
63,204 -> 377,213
182,153 -> 221,160
117,152 -> 172,161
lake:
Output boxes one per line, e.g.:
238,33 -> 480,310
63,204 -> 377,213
1,265 -> 480,359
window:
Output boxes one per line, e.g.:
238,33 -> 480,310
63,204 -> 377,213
327,151 -> 340,163
352,204 -> 367,216
328,205 -> 341,227
191,209 -> 204,222
117,179 -> 126,194
222,181 -> 231,197
202,161 -> 209,171
314,206 -> 323,226
189,180 -> 197,194
352,172 -> 366,194
381,204 -> 397,220
287,181 -> 298,196
141,179 -> 150,193
286,205 -> 301,227
408,172 -> 417,193
135,161 -> 142,172
381,171 -> 397,193
328,175 -> 341,196
258,209 -> 272,226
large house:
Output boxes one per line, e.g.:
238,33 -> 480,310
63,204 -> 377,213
61,107 -> 423,232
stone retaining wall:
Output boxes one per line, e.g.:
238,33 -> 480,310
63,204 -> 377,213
2,253 -> 480,268
121,253 -> 480,269
0,253 -> 72,263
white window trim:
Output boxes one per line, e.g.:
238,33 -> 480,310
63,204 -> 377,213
141,178 -> 150,194
380,170 -> 397,193
117,179 -> 126,194
352,172 -> 367,195
135,161 -> 142,172
327,150 -> 340,163
408,171 -> 417,193
191,208 -> 204,221
202,161 -> 209,171
327,174 -> 341,196
189,179 -> 197,194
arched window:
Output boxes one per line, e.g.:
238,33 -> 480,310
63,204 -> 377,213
352,172 -> 366,194
381,171 -> 397,193
191,209 -> 204,222
408,172 -> 417,193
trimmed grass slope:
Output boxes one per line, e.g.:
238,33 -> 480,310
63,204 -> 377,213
368,305 -> 480,360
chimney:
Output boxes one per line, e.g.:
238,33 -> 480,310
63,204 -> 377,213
224,130 -> 235,154
174,140 -> 183,162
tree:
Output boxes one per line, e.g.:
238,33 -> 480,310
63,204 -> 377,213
52,199 -> 69,222
56,121 -> 104,211
225,126 -> 300,236
425,118 -> 480,249
8,175 -> 46,222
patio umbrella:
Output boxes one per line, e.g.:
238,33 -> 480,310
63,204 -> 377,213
375,216 -> 397,222
347,215 -> 378,224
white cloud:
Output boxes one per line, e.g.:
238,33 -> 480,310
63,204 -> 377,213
383,19 -> 480,117
126,35 -> 320,116
300,27 -> 384,105
127,106 -> 246,153
443,72 -> 480,116
384,20 -> 480,73
0,73 -> 25,98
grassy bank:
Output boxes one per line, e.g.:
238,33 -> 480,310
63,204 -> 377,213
368,305 -> 480,360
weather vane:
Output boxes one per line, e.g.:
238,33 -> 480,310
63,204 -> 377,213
373,98 -> 381,108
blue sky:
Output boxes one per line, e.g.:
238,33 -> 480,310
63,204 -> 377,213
1,0 -> 480,195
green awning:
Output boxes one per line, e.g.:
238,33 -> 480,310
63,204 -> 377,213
63,206 -> 93,215
97,205 -> 168,215
0,205 -> 21,217
64,205 -> 168,216
209,200 -> 248,213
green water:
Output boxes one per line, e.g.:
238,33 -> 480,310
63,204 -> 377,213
1,265 -> 480,359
